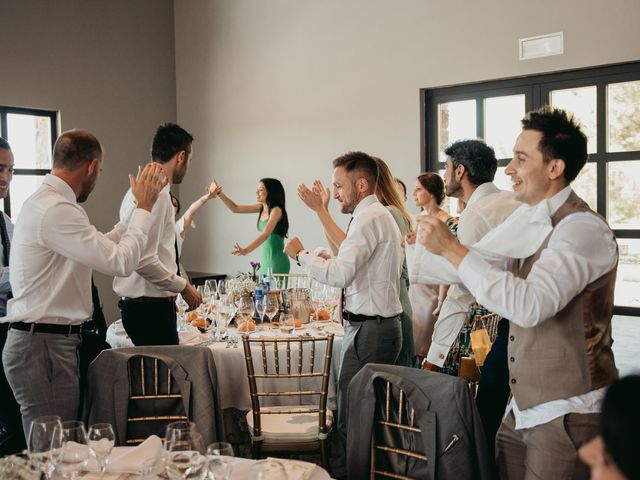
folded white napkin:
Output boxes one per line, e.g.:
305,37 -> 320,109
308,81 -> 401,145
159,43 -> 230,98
180,330 -> 208,346
266,457 -> 316,480
411,197 -> 554,286
85,435 -> 162,474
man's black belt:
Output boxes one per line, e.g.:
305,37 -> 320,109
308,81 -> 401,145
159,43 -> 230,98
342,311 -> 398,322
120,296 -> 176,303
9,322 -> 83,335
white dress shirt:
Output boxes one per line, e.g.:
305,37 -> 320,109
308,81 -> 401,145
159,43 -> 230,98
113,185 -> 187,298
298,195 -> 403,317
457,186 -> 618,428
2,174 -> 152,325
426,183 -> 520,366
0,212 -> 13,317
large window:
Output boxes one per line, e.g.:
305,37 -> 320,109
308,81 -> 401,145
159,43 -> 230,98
0,106 -> 57,219
421,61 -> 640,316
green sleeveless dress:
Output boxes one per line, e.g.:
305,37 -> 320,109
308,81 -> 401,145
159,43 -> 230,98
257,219 -> 290,275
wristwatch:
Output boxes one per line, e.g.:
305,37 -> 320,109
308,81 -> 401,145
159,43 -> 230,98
295,249 -> 308,267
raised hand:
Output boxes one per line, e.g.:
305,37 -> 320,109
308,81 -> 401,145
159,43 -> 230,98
130,163 -> 168,212
406,231 -> 417,245
298,184 -> 324,212
284,236 -> 305,260
207,179 -> 222,199
232,243 -> 247,256
312,180 -> 331,209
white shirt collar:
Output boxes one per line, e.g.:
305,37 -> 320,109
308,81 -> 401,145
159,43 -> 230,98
43,174 -> 77,204
352,194 -> 378,219
467,182 -> 500,207
546,185 -> 573,217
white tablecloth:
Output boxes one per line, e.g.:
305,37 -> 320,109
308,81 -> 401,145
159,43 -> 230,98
106,320 -> 343,411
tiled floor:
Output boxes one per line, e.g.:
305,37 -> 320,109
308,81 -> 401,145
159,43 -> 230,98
612,315 -> 640,377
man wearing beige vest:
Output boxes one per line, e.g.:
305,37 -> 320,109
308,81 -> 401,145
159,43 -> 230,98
416,106 -> 618,480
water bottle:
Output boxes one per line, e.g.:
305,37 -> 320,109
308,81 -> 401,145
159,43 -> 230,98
253,282 -> 264,321
266,267 -> 277,291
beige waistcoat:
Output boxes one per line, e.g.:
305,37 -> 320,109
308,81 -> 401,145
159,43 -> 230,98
508,192 -> 618,410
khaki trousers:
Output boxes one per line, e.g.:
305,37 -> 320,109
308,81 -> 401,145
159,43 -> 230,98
496,409 -> 599,480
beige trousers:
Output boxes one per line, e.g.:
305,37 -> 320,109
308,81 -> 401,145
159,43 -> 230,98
496,410 -> 599,480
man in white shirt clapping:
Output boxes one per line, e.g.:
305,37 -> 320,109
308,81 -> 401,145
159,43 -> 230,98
2,130 -> 167,435
284,151 -> 404,454
417,107 -> 618,480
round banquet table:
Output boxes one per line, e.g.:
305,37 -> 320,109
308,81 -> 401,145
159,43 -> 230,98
106,320 -> 344,411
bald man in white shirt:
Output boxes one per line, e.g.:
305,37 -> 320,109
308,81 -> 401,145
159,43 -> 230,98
285,151 -> 403,459
2,130 -> 166,435
417,107 -> 618,480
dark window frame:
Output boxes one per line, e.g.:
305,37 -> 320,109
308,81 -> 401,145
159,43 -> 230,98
0,106 -> 57,217
421,60 -> 640,316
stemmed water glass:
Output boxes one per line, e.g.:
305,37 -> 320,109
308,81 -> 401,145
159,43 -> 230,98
27,415 -> 62,480
50,420 -> 90,479
216,299 -> 237,340
87,423 -> 115,478
264,293 -> 280,327
165,430 -> 206,480
235,295 -> 254,330
176,294 -> 189,331
206,442 -> 234,480
254,296 -> 266,330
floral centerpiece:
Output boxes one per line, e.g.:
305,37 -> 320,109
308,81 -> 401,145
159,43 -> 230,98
227,272 -> 257,298
0,455 -> 39,480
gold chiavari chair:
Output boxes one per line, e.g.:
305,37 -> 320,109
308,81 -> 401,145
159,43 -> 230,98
370,379 -> 428,480
125,355 -> 188,445
241,334 -> 334,468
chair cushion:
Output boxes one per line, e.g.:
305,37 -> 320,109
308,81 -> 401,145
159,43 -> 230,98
246,406 -> 333,444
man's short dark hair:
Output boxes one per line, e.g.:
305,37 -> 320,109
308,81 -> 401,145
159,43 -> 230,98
53,130 -> 102,170
0,137 -> 11,151
521,106 -> 588,183
151,123 -> 193,163
444,140 -> 497,186
332,151 -> 379,188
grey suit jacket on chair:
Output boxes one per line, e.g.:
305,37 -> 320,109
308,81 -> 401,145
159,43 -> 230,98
347,364 -> 492,480
82,346 -> 223,446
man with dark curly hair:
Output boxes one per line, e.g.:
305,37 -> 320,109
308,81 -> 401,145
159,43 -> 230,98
417,107 -> 618,479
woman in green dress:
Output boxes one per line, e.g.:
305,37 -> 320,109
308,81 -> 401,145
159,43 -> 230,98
215,177 -> 290,275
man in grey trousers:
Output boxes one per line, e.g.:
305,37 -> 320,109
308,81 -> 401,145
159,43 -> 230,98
285,151 -> 404,460
2,130 -> 166,435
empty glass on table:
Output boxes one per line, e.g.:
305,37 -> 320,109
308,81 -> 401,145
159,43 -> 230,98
87,423 -> 115,479
206,442 -> 234,480
165,430 -> 207,480
27,415 -> 62,480
249,459 -> 288,480
50,420 -> 90,480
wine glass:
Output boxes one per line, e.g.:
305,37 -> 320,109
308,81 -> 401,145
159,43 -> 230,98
27,415 -> 62,480
235,295 -> 254,328
205,279 -> 217,300
254,296 -> 266,330
264,293 -> 280,327
50,420 -> 89,480
249,459 -> 288,479
216,301 -> 237,340
176,294 -> 189,331
206,442 -> 234,480
87,423 -> 115,478
165,431 -> 206,480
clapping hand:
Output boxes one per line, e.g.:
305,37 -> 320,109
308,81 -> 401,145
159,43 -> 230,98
284,236 -> 305,260
130,163 -> 168,212
312,180 -> 331,209
297,183 -> 324,212
406,231 -> 417,245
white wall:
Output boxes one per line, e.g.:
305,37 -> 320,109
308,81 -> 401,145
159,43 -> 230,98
174,0 -> 640,279
0,0 -> 177,321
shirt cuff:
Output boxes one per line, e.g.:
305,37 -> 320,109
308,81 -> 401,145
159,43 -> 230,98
171,275 -> 188,294
297,251 -> 312,267
426,342 -> 450,367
